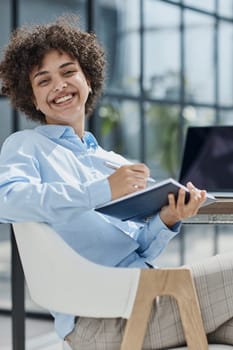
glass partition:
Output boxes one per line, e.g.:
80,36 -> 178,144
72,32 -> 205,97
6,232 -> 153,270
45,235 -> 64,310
0,100 -> 12,147
145,103 -> 180,179
218,0 -> 233,18
99,98 -> 141,161
96,0 -> 140,95
0,0 -> 11,60
19,0 -> 87,27
219,109 -> 233,125
19,113 -> 39,131
182,106 -> 216,127
184,10 -> 215,104
144,0 -> 181,101
218,21 -> 233,106
183,0 -> 215,12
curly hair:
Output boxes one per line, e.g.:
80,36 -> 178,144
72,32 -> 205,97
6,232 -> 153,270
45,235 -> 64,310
0,15 -> 106,123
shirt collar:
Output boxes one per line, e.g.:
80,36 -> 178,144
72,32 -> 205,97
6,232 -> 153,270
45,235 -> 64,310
35,124 -> 98,150
35,124 -> 74,139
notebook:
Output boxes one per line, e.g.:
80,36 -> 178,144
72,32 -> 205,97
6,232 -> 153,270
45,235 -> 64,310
95,178 -> 215,222
179,126 -> 233,198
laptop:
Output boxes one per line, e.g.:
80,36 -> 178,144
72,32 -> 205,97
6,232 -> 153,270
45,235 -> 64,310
179,125 -> 233,198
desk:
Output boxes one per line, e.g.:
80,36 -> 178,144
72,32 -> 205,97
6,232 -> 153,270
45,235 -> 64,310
184,199 -> 233,224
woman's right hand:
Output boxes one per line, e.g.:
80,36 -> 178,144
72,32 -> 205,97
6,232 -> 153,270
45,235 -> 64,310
107,163 -> 150,200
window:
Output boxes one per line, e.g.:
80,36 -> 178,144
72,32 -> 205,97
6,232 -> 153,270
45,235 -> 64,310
184,10 -> 215,104
1,2 -> 233,348
95,0 -> 233,175
144,1 -> 180,101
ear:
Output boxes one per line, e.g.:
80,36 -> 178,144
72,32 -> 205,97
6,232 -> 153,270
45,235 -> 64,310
87,79 -> 92,94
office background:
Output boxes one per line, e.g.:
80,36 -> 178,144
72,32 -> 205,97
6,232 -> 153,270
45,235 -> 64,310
0,0 -> 233,347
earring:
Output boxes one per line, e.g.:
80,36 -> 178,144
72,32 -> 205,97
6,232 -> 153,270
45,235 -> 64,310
89,87 -> 93,94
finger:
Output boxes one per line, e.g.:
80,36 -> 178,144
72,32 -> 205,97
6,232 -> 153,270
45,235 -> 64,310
200,190 -> 207,203
177,188 -> 186,207
127,175 -> 147,190
132,180 -> 147,190
186,183 -> 205,215
187,181 -> 201,195
168,193 -> 176,210
187,182 -> 202,201
127,165 -> 150,186
132,180 -> 147,191
128,163 -> 150,177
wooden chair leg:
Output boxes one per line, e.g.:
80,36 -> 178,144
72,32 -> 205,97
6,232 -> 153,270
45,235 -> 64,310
120,268 -> 208,350
120,277 -> 153,350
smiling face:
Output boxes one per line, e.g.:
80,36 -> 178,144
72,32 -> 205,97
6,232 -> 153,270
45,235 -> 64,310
30,49 -> 91,137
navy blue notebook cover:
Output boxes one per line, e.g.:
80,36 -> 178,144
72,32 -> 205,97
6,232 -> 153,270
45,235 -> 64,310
95,178 -> 215,222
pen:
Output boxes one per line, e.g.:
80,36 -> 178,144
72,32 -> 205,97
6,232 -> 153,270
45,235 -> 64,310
104,160 -> 156,184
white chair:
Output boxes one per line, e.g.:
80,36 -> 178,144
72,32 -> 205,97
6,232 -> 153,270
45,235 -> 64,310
12,222 -> 231,350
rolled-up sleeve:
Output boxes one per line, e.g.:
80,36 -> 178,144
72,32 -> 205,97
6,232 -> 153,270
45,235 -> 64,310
0,134 -> 112,224
135,214 -> 181,262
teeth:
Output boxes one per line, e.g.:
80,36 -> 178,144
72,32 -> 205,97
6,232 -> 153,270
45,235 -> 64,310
55,94 -> 72,104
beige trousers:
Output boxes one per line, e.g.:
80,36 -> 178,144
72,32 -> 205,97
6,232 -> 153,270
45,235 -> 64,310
66,253 -> 233,349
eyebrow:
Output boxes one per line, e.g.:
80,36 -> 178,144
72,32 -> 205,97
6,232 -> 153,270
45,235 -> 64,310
33,62 -> 76,80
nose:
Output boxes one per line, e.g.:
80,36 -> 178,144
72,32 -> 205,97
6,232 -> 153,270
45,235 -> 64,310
52,81 -> 67,93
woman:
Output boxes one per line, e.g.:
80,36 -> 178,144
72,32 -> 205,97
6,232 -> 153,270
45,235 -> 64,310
0,15 -> 232,350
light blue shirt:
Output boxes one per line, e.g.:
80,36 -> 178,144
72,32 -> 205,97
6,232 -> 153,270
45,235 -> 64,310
0,124 -> 180,339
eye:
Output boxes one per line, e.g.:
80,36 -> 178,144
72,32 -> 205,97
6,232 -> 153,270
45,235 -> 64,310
63,70 -> 76,76
38,78 -> 50,86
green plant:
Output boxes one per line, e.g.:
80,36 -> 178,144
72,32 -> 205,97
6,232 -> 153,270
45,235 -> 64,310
147,104 -> 180,177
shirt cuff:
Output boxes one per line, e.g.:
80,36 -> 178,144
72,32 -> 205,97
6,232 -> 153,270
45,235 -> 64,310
148,214 -> 181,234
143,215 -> 181,262
87,177 -> 112,208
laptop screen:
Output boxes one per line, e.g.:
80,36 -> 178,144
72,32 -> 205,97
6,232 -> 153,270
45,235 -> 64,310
179,126 -> 233,192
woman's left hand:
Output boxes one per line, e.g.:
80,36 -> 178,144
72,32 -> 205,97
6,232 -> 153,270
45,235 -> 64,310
159,182 -> 206,228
